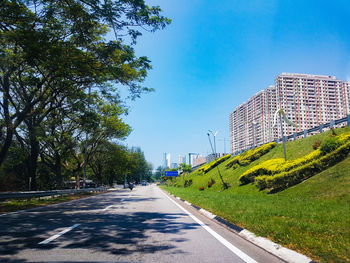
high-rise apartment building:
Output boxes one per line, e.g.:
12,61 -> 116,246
276,73 -> 348,136
230,73 -> 350,153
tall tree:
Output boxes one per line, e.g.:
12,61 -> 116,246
0,0 -> 170,189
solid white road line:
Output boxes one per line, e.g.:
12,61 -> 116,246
161,191 -> 258,263
38,224 -> 81,245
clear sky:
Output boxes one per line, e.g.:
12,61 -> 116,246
122,0 -> 350,169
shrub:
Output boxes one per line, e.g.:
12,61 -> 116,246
239,158 -> 285,185
320,137 -> 341,155
238,142 -> 277,166
197,154 -> 231,174
337,131 -> 350,143
207,178 -> 216,188
312,140 -> 322,150
184,179 -> 193,187
255,139 -> 350,192
226,142 -> 276,169
225,155 -> 240,168
239,149 -> 321,185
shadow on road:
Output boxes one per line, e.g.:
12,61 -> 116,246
0,190 -> 199,260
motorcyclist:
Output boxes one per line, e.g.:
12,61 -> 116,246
128,182 -> 134,190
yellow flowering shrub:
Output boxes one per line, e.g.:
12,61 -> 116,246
254,131 -> 350,191
226,142 -> 277,169
239,149 -> 321,185
338,131 -> 350,143
225,155 -> 240,169
197,154 -> 231,174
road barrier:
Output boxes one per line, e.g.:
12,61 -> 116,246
0,187 -> 108,200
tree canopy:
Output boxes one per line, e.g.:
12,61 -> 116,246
0,0 -> 170,190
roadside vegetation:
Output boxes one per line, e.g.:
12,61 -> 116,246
0,192 -> 102,214
163,126 -> 350,263
0,1 -> 170,191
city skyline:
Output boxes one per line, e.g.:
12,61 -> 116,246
123,0 -> 350,168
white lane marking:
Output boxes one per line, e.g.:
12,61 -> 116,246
102,205 -> 115,211
161,191 -> 258,263
39,224 -> 81,245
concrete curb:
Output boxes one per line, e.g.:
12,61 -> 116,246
168,193 -> 317,263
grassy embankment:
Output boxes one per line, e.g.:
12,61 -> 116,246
163,126 -> 350,263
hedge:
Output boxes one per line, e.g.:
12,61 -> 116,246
255,139 -> 350,192
225,155 -> 240,169
225,142 -> 277,169
239,150 -> 321,185
197,154 -> 231,174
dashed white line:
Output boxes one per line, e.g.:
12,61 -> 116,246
161,191 -> 258,263
102,205 -> 115,211
38,224 -> 81,245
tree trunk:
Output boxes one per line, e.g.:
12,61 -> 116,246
26,119 -> 40,191
0,75 -> 14,166
28,134 -> 40,191
0,129 -> 14,166
54,152 -> 63,189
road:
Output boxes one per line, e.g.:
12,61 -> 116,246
0,185 -> 284,263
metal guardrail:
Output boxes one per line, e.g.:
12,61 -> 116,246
0,187 -> 109,200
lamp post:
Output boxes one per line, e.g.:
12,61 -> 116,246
273,109 -> 296,161
207,130 -> 228,189
208,130 -> 218,158
217,137 -> 229,154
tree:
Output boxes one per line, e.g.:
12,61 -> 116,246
178,163 -> 192,174
0,0 -> 170,190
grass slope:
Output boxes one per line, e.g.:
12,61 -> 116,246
163,126 -> 350,263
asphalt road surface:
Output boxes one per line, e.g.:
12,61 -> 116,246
0,185 -> 285,263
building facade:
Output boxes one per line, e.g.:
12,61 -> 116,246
230,73 -> 350,153
178,155 -> 186,165
163,153 -> 171,168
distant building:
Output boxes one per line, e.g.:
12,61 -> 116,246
163,153 -> 171,168
230,73 -> 350,153
193,156 -> 206,167
206,153 -> 227,163
189,153 -> 199,167
170,163 -> 178,169
178,155 -> 186,164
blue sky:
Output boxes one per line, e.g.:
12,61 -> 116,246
122,0 -> 350,168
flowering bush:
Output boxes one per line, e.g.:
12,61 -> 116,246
197,154 -> 231,174
225,142 -> 277,169
239,149 -> 321,185
255,139 -> 350,191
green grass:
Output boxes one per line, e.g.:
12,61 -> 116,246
0,192 -> 98,214
163,126 -> 350,263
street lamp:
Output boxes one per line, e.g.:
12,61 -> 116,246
208,130 -> 218,157
206,130 -> 228,189
273,109 -> 296,161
